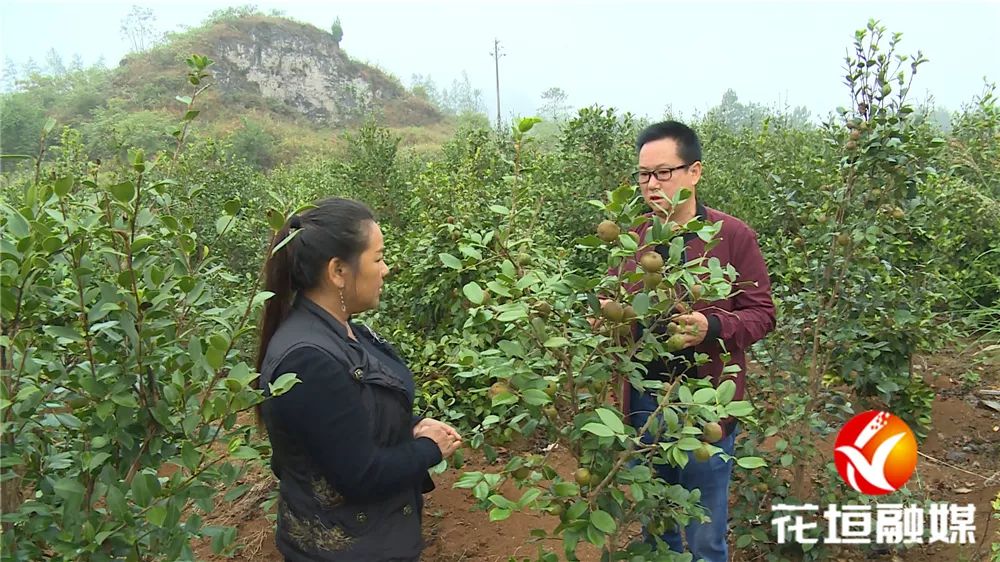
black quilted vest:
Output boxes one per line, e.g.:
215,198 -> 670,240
259,296 -> 428,561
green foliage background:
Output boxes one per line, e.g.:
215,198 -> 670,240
2,14 -> 998,562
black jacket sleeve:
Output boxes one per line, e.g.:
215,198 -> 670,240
269,346 -> 443,502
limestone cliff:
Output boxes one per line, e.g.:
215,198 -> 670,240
120,15 -> 440,127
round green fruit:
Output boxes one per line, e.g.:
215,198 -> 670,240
642,272 -> 662,291
574,468 -> 592,487
597,220 -> 620,243
702,422 -> 723,443
601,300 -> 625,322
639,251 -> 664,273
488,382 -> 509,398
666,334 -> 686,353
690,284 -> 704,301
694,443 -> 712,463
544,381 -> 558,397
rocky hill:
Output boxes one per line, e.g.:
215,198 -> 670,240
119,15 -> 441,128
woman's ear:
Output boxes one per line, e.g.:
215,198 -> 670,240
325,257 -> 347,290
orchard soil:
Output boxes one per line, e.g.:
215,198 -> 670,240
193,344 -> 999,562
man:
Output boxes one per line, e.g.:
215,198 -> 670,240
617,121 -> 775,561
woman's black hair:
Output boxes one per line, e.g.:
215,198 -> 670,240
255,198 -> 375,423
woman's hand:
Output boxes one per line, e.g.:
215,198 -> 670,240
413,418 -> 462,457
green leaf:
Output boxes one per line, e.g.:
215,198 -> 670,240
252,291 -> 275,308
95,530 -> 114,546
631,292 -> 649,315
106,485 -> 127,518
205,346 -> 225,371
268,373 -> 300,396
44,325 -> 82,343
439,253 -> 462,270
130,472 -> 158,507
209,333 -> 229,351
488,205 -> 510,215
43,117 -> 57,135
543,337 -> 569,348
566,501 -> 588,520
53,477 -> 84,503
517,488 -> 542,508
726,401 -> 753,417
110,393 -> 139,409
489,507 -> 512,521
491,391 -> 518,407
716,379 -> 736,404
693,387 -> 716,404
737,456 -> 767,469
619,233 -> 638,252
215,215 -> 236,235
677,384 -> 693,404
517,116 -> 541,132
181,442 -> 200,471
590,510 -> 616,534
581,423 -> 614,437
183,109 -> 200,122
232,446 -> 260,460
462,282 -> 484,305
54,176 -> 74,198
454,472 -> 483,489
676,437 -> 703,451
3,207 -> 30,238
176,95 -> 193,105
497,306 -> 528,322
109,181 -> 135,203
85,452 -> 111,472
266,209 -> 287,231
522,389 -> 550,406
552,482 -> 579,497
132,235 -> 155,252
146,504 -> 168,527
595,408 -> 625,434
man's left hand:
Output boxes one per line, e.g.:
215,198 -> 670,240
673,312 -> 709,348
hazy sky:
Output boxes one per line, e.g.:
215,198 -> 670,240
2,1 -> 997,122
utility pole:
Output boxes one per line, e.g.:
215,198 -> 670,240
489,38 -> 504,130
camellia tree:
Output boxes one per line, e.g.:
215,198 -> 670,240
0,55 -> 300,561
439,119 -> 766,561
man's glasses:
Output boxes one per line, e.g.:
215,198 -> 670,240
632,163 -> 692,185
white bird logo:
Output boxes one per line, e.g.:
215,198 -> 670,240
835,410 -> 905,493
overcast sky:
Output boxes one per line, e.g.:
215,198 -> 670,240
2,0 -> 997,122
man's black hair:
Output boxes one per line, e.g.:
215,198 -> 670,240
636,121 -> 702,164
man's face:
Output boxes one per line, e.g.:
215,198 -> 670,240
637,138 -> 702,218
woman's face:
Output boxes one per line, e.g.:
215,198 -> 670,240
344,220 -> 389,314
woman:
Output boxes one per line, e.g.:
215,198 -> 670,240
255,198 -> 461,561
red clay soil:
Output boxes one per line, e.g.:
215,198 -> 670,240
193,348 -> 1000,562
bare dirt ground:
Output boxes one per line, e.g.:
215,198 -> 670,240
193,344 -> 1000,562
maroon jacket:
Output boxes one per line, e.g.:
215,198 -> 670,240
615,205 -> 776,424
